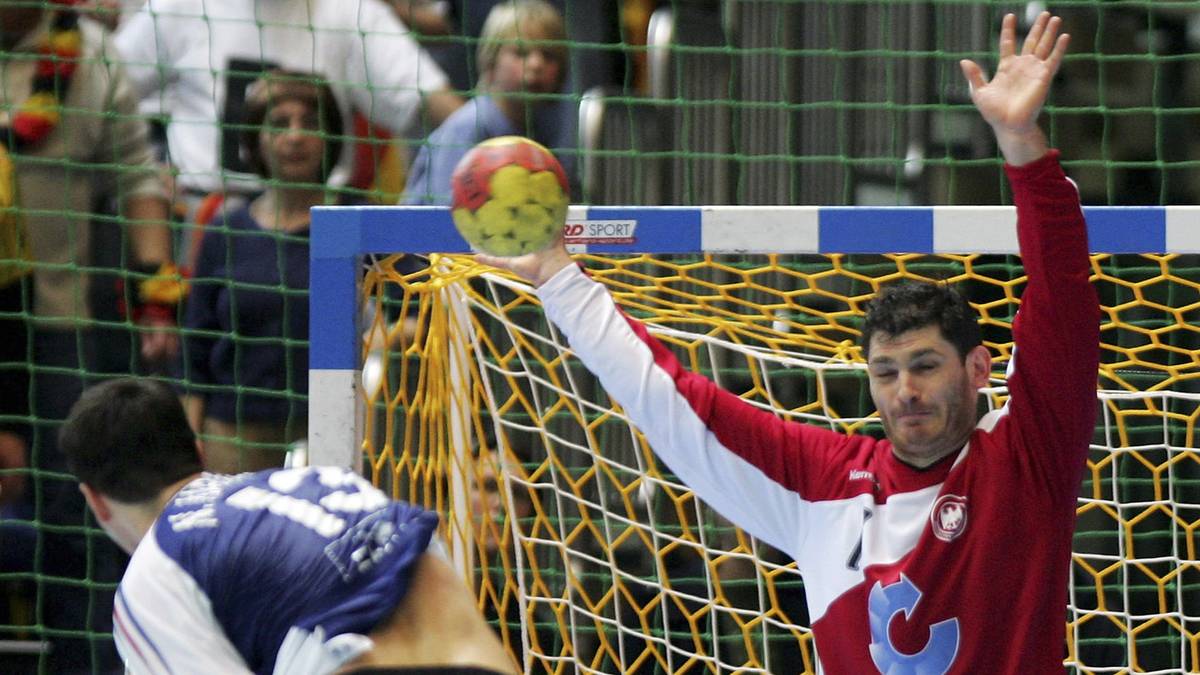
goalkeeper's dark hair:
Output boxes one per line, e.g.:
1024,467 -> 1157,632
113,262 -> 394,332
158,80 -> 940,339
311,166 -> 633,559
59,378 -> 202,504
861,279 -> 982,361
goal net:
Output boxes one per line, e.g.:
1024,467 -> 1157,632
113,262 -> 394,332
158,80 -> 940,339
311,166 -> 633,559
310,205 -> 1200,674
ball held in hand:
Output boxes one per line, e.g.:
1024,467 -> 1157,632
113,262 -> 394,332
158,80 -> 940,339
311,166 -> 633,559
450,136 -> 569,257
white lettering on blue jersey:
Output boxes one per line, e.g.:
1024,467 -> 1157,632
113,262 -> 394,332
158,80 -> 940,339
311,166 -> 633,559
225,484 -> 348,537
114,468 -> 440,675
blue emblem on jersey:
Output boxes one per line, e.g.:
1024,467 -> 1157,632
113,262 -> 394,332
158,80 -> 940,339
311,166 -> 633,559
867,574 -> 959,675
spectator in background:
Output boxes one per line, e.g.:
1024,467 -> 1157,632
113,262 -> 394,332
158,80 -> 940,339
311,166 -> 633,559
470,447 -> 533,560
403,0 -> 576,205
180,71 -> 344,474
469,441 -> 562,668
0,145 -> 28,511
112,0 -> 464,259
0,1 -> 175,671
76,0 -> 147,30
390,0 -> 626,97
390,0 -> 455,39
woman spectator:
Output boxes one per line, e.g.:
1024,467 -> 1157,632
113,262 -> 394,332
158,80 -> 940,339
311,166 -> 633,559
180,71 -> 344,473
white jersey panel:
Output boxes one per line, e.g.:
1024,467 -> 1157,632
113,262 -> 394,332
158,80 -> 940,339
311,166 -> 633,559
799,481 -> 945,622
115,531 -> 250,674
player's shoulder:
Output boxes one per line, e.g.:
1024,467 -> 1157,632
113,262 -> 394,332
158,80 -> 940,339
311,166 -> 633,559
136,0 -> 209,20
151,470 -> 355,568
154,473 -> 245,548
429,98 -> 513,153
957,408 -> 1021,466
129,512 -> 206,593
310,0 -> 405,33
250,465 -> 379,493
73,18 -> 120,78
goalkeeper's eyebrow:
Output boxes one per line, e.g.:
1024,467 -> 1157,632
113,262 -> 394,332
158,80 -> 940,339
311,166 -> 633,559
868,348 -> 942,366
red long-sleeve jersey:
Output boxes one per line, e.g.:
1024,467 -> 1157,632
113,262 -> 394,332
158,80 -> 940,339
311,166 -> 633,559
538,151 -> 1099,674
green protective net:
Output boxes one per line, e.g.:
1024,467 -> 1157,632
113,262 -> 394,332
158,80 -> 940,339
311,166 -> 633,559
3,0 -> 1200,673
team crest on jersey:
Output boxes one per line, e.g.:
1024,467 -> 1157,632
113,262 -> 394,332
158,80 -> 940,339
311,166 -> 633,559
930,494 -> 968,542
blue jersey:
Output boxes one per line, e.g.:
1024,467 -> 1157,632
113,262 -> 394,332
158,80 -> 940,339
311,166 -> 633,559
113,467 -> 439,675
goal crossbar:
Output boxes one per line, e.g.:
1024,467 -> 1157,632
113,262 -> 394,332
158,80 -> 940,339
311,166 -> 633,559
308,203 -> 1200,468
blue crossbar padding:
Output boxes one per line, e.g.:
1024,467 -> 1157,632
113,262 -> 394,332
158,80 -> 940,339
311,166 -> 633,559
311,205 -> 361,257
1083,207 -> 1165,253
309,254 -> 358,370
582,207 -> 701,253
819,208 -> 933,253
310,204 -> 1200,372
312,205 -> 1196,257
359,207 -> 470,252
310,209 -> 361,370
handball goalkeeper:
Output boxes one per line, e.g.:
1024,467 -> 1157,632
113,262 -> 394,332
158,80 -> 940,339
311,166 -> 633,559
483,12 -> 1099,674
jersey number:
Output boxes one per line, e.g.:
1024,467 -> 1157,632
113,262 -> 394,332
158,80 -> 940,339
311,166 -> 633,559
846,508 -> 872,570
867,574 -> 959,675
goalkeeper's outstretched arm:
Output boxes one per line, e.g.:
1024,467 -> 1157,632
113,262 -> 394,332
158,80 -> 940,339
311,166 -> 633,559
476,222 -> 855,553
963,11 -> 1100,483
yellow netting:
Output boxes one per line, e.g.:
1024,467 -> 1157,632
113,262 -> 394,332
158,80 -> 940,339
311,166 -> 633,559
361,251 -> 1200,674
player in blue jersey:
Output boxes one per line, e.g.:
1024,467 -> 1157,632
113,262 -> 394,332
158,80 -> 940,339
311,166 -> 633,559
482,12 -> 1099,674
59,377 -> 516,675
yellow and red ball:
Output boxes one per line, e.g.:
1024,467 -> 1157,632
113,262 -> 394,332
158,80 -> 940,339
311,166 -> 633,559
450,136 -> 569,257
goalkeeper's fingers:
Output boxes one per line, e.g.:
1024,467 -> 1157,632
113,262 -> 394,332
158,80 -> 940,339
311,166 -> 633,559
475,239 -> 573,288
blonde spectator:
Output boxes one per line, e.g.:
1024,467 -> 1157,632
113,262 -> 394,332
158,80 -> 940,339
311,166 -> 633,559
403,0 -> 575,205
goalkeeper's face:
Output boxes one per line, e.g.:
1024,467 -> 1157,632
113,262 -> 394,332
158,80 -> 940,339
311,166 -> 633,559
867,325 -> 990,468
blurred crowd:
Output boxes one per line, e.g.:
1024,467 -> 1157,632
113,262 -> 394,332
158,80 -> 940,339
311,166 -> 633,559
0,0 -> 653,671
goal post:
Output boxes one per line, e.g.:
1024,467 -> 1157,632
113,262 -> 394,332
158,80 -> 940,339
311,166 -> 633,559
309,204 -> 1200,673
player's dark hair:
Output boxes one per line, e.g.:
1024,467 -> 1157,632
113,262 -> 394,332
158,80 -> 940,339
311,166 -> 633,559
59,378 -> 202,504
240,69 -> 343,182
860,279 -> 982,361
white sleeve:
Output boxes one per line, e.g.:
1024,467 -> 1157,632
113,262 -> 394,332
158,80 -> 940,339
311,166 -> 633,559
537,264 -> 812,555
114,534 -> 251,675
344,0 -> 450,134
111,0 -> 174,102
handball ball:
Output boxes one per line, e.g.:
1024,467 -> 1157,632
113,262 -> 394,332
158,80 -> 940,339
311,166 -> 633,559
450,135 -> 570,257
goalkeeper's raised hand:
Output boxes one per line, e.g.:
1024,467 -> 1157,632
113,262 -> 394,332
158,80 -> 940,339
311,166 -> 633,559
959,11 -> 1069,167
475,230 -> 575,288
